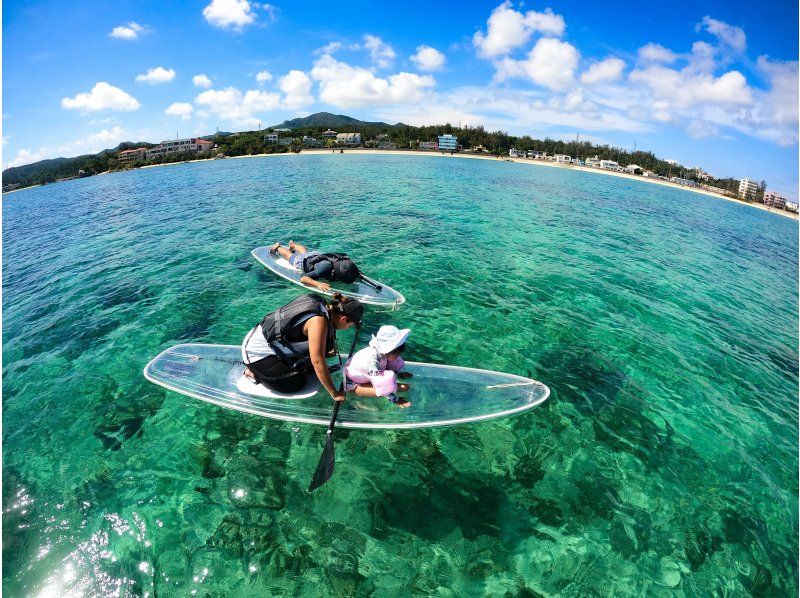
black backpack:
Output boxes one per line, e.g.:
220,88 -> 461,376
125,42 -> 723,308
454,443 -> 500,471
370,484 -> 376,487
303,252 -> 361,284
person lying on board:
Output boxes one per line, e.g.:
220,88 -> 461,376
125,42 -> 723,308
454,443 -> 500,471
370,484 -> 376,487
270,240 -> 360,292
242,293 -> 363,400
345,325 -> 413,408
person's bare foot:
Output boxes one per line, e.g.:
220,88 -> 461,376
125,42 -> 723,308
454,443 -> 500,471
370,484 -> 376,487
395,398 -> 411,408
243,367 -> 256,382
269,242 -> 281,255
288,240 -> 297,251
398,383 -> 411,392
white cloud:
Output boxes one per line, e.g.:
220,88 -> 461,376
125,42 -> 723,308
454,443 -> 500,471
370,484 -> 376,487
278,70 -> 314,109
698,16 -> 746,52
629,66 -> 752,109
411,46 -> 446,72
203,0 -> 270,30
110,22 -> 150,40
310,54 -> 434,108
165,102 -> 194,120
61,82 -> 141,112
687,119 -> 720,139
195,87 -> 280,127
255,70 -> 273,83
580,58 -> 625,85
363,34 -> 396,68
6,127 -> 129,168
686,41 -> 716,74
314,41 -> 341,55
135,67 -> 176,84
638,43 -> 678,64
193,74 -> 213,88
473,1 -> 565,58
494,37 -> 579,91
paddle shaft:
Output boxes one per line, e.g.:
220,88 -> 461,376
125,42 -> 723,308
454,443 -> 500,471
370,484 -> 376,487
307,324 -> 360,492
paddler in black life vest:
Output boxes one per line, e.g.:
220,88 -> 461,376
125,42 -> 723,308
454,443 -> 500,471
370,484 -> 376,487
270,240 -> 360,293
241,293 -> 363,402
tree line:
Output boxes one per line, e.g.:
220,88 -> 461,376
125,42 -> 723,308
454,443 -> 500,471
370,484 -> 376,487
3,122 -> 756,197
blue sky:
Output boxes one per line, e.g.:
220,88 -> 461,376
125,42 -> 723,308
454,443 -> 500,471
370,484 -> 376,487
3,1 -> 798,198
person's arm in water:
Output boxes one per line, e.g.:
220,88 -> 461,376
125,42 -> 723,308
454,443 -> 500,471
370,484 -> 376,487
306,316 -> 345,402
300,259 -> 335,292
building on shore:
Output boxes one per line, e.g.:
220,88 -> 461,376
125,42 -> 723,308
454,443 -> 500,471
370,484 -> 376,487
785,202 -> 799,213
528,150 -> 546,159
264,133 -> 279,143
599,159 -> 619,170
336,133 -> 362,146
419,141 -> 438,150
146,138 -> 213,160
764,190 -> 787,208
670,177 -> 699,187
585,156 -> 601,167
509,148 -> 525,157
438,134 -> 458,151
554,154 -> 571,163
738,177 -> 758,200
625,164 -> 644,175
118,147 -> 148,163
302,136 -> 321,147
321,129 -> 338,139
377,141 -> 397,149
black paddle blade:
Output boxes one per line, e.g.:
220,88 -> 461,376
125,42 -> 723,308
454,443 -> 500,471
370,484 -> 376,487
308,431 -> 335,492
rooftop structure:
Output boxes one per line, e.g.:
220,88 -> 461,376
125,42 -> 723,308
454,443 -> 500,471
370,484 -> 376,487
321,129 -> 338,138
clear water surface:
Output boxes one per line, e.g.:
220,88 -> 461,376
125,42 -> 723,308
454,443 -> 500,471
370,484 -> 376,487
3,154 -> 798,596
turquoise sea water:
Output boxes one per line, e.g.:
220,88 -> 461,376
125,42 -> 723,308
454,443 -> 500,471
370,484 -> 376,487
3,154 -> 798,596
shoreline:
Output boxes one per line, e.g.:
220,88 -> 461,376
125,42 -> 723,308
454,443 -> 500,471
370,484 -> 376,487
5,149 -> 797,221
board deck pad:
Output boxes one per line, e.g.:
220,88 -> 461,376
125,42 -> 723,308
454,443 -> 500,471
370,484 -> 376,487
252,245 -> 406,307
144,343 -> 550,429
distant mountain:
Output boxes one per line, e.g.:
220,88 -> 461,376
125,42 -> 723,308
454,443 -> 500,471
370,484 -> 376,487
269,112 -> 397,130
3,141 -> 155,187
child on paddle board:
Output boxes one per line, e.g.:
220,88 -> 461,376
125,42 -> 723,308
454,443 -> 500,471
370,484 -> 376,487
270,240 -> 360,292
345,325 -> 413,408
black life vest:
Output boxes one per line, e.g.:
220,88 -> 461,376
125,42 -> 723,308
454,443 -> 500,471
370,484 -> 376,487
258,294 -> 336,372
302,252 -> 360,284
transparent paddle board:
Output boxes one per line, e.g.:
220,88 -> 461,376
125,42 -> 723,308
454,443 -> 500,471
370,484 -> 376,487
144,343 -> 550,430
252,245 -> 405,308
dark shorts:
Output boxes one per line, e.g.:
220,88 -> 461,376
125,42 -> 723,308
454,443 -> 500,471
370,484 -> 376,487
248,355 -> 308,393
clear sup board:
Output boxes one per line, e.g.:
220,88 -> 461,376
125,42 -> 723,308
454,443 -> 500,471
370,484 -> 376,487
144,344 -> 550,430
252,245 -> 405,308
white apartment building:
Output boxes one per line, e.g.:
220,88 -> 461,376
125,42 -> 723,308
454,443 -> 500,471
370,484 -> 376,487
599,160 -> 619,170
739,177 -> 758,200
554,154 -> 572,163
146,137 -> 213,159
419,141 -> 438,150
336,133 -> 362,146
264,133 -> 279,143
437,134 -> 458,150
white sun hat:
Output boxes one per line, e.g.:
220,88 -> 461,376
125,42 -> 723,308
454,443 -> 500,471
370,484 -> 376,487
369,325 -> 411,354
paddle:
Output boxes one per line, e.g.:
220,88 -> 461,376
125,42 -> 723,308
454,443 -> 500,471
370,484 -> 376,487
358,274 -> 383,292
308,324 -> 360,492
